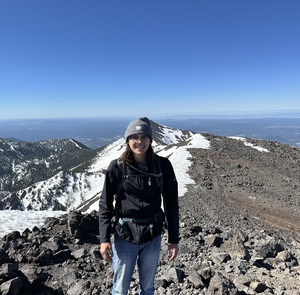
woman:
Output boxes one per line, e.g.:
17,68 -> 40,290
99,117 -> 179,295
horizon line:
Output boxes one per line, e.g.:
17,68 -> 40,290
1,109 -> 300,121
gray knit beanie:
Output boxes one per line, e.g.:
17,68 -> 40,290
124,117 -> 153,142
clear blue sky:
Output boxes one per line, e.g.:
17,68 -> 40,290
1,0 -> 300,119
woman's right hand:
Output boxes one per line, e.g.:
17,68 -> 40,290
100,242 -> 113,263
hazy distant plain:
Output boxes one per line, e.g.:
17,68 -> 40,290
1,117 -> 300,148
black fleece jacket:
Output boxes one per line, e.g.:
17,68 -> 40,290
99,155 -> 179,244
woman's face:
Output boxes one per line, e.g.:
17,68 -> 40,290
128,133 -> 151,159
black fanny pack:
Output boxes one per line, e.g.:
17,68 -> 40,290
115,210 -> 165,244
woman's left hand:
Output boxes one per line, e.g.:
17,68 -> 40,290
168,243 -> 179,260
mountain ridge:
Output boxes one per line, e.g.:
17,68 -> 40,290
0,121 -> 202,211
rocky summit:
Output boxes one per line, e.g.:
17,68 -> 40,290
1,131 -> 300,294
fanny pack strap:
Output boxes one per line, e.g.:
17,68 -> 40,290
119,216 -> 154,225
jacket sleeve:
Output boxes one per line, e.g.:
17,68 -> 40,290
161,157 -> 179,244
99,160 -> 119,243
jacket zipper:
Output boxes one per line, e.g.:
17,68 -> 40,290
148,177 -> 152,200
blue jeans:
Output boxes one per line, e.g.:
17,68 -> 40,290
112,234 -> 161,295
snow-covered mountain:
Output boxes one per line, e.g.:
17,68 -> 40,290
0,121 -> 210,212
0,138 -> 95,192
0,120 -> 272,215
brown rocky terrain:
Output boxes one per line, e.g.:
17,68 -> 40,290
1,134 -> 300,294
177,134 -> 300,294
186,134 -> 300,236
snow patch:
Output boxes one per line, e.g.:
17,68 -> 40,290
229,136 -> 270,152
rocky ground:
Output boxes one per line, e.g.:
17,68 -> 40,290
1,134 -> 300,295
177,135 -> 300,294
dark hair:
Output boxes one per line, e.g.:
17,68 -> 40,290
122,144 -> 155,166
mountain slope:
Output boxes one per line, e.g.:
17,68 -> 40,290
184,134 -> 300,235
0,138 -> 93,192
0,122 -> 209,211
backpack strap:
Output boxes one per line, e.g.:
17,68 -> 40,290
153,155 -> 164,197
116,157 -> 125,195
153,156 -> 168,227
